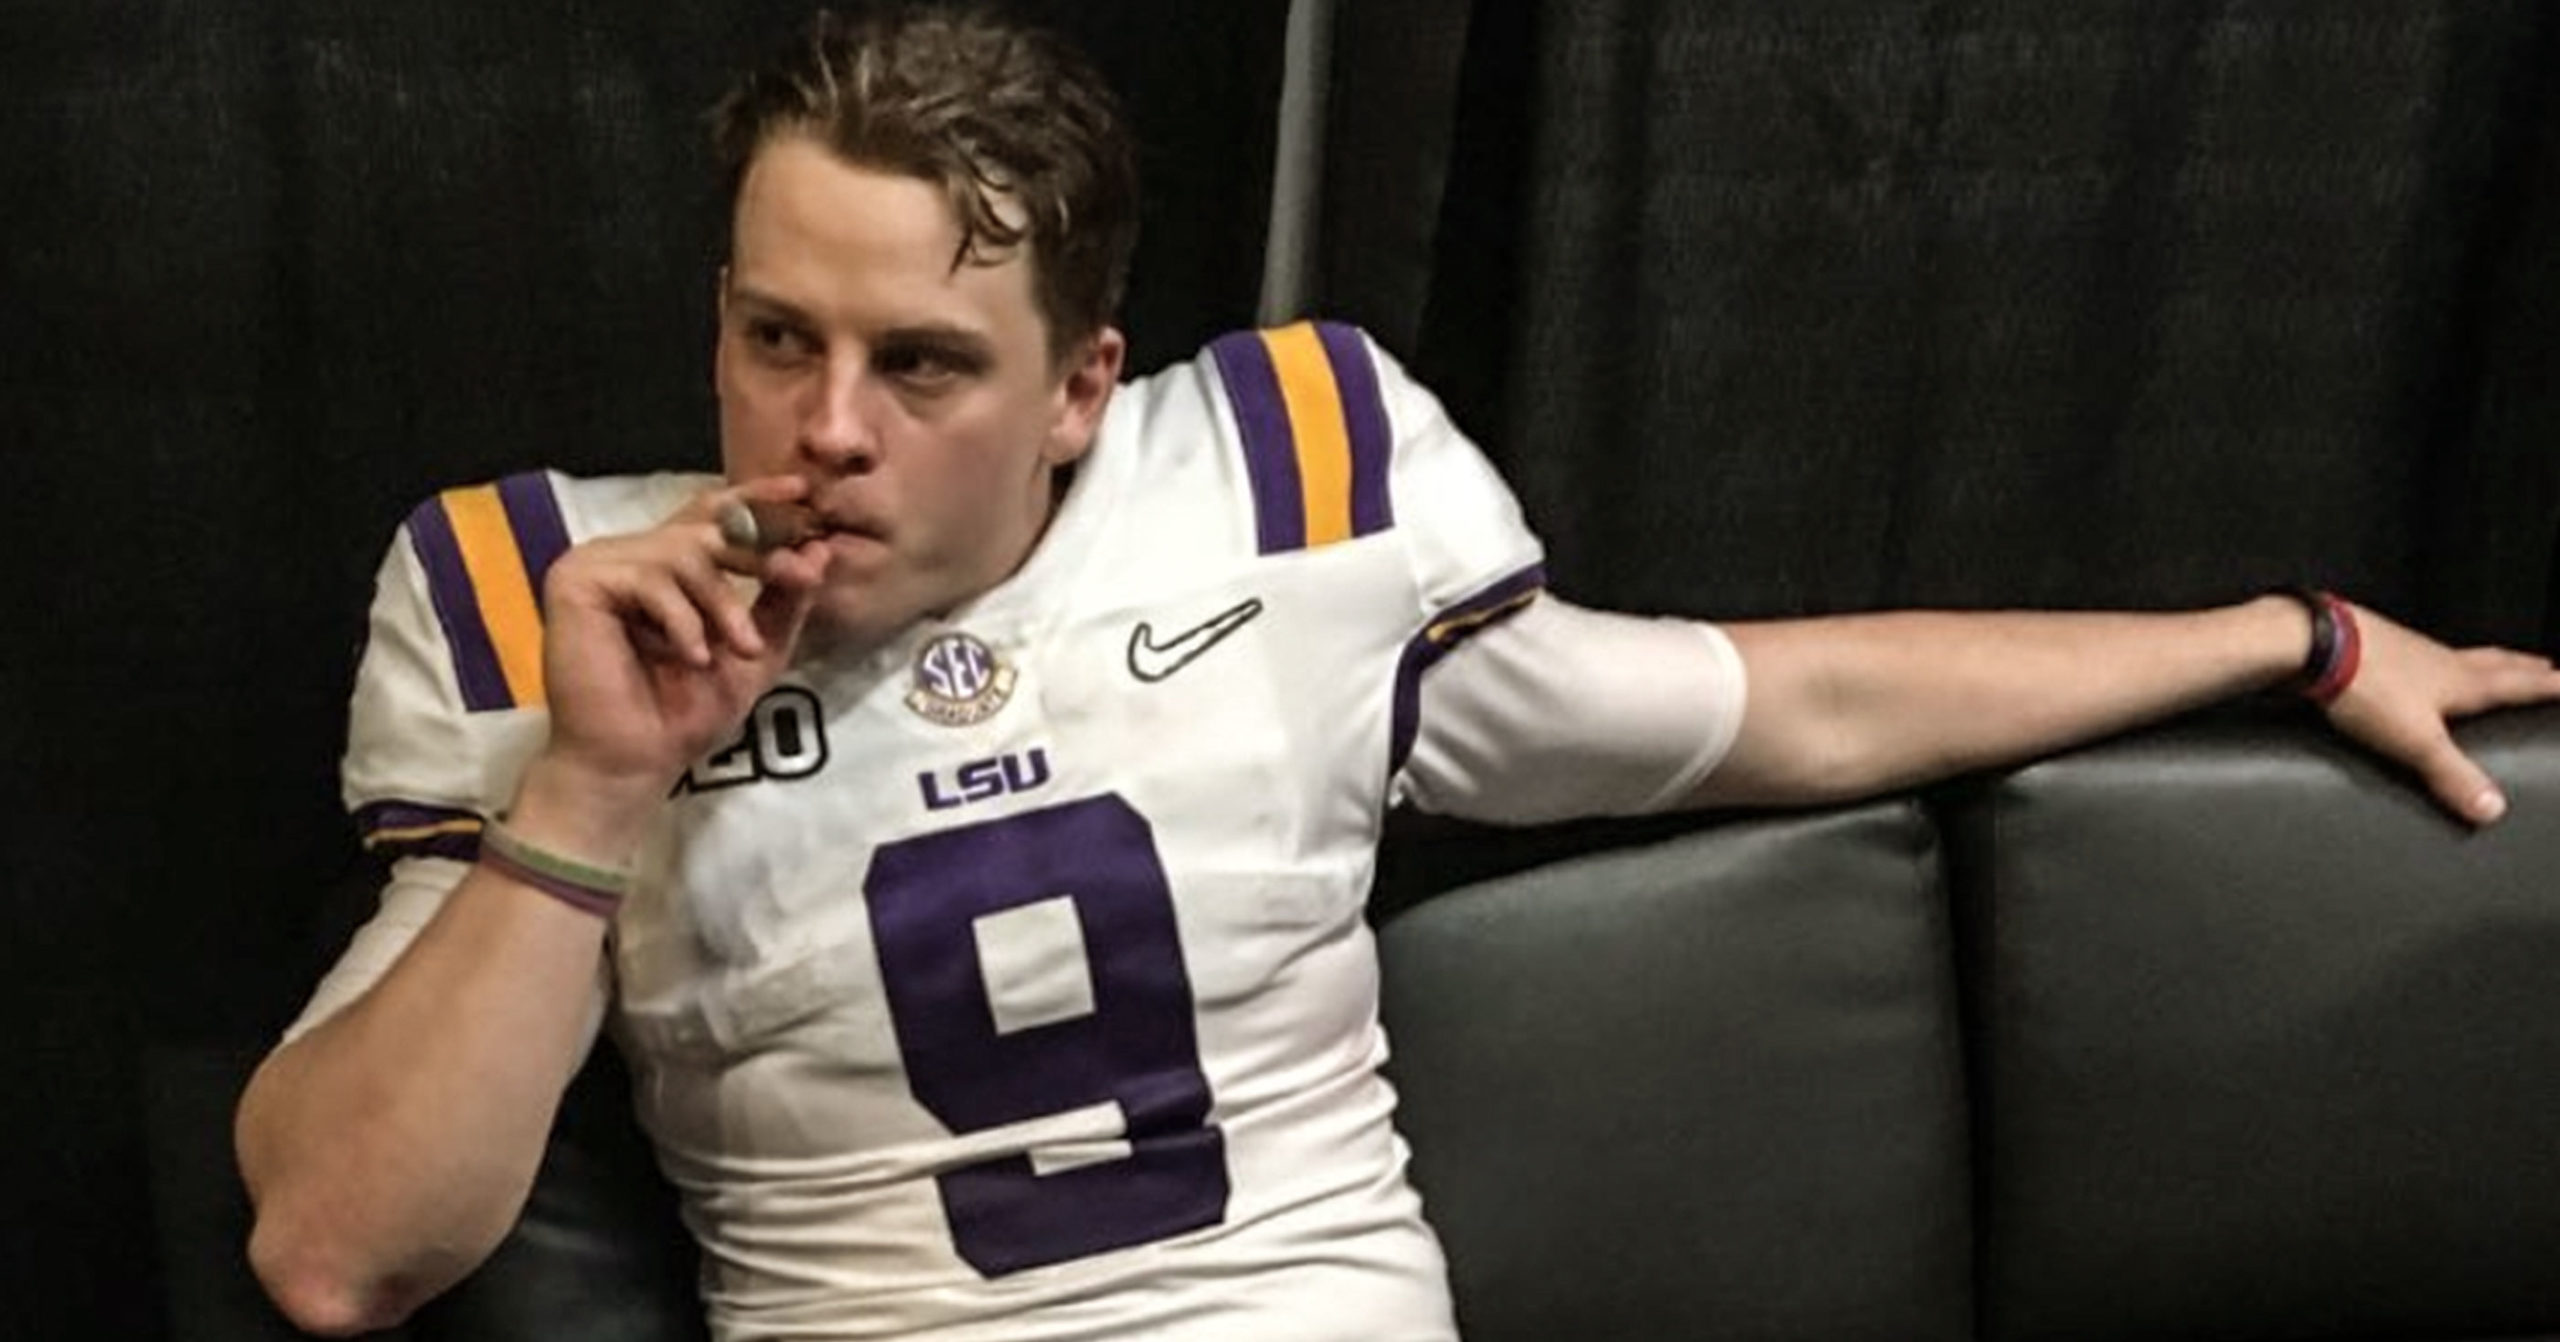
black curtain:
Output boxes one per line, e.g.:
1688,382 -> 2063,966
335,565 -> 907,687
1403,0 -> 2560,640
0,1 -> 1282,1335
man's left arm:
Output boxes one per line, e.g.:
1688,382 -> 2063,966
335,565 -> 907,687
1697,593 -> 2560,823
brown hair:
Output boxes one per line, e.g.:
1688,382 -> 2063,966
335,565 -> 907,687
711,3 -> 1140,359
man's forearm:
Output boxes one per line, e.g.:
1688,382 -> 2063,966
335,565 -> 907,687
1696,595 -> 2310,806
236,774 -> 644,1335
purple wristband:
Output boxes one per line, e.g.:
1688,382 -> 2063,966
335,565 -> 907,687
476,820 -> 627,918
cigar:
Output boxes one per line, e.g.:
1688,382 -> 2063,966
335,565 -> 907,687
717,498 -> 818,553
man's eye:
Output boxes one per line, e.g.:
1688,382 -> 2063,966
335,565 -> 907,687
879,346 -> 969,386
745,320 -> 813,359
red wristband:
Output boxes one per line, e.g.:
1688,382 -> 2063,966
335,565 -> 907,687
2278,587 -> 2362,704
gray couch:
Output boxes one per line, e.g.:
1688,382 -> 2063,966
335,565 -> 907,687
153,702 -> 2560,1340
1381,703 -> 2560,1340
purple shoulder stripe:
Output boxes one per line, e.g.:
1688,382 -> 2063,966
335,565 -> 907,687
1312,322 -> 1395,538
1209,331 -> 1308,555
1387,564 -> 1547,779
494,472 -> 571,611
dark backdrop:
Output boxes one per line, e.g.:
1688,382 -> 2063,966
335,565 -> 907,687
1369,0 -> 2560,637
1,1 -> 1282,1335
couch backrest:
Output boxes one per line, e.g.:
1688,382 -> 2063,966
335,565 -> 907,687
1375,802 -> 1973,1342
1375,704 -> 2560,1342
1949,704 -> 2560,1341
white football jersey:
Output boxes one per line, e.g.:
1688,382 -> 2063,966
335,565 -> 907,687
309,324 -> 1738,1340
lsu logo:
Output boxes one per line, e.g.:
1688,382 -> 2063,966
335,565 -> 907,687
676,687 -> 828,794
905,631 -> 1017,727
919,747 -> 1053,812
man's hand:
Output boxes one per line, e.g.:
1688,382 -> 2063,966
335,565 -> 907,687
523,476 -> 829,837
2316,601 -> 2560,826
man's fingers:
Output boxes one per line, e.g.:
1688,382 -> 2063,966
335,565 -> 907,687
626,580 -> 713,667
2409,732 -> 2507,827
2426,648 -> 2560,717
2336,689 -> 2509,827
667,553 -> 766,658
2482,648 -> 2560,704
749,571 -> 821,665
748,538 -> 829,648
561,483 -> 828,673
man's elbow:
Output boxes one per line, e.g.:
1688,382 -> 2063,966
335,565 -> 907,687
1688,713 -> 1904,809
246,1205 -> 438,1337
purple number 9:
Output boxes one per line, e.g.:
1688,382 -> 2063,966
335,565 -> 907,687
865,794 -> 1229,1275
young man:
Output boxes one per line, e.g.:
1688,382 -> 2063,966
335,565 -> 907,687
236,4 -> 2560,1338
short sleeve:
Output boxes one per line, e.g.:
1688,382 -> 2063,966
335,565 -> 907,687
1396,598 -> 1749,824
342,474 -> 571,863
286,475 -> 582,1038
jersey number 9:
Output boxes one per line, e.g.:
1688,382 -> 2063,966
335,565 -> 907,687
866,795 -> 1231,1275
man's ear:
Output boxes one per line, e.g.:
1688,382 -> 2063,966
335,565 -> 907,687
1045,326 -> 1127,467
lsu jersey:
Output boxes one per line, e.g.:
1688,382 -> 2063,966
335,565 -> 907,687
313,324 -> 1595,1339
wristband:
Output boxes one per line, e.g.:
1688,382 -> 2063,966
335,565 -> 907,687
478,817 -> 629,918
2275,586 -> 2362,704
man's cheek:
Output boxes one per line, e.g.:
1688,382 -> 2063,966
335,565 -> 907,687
720,415 -> 792,478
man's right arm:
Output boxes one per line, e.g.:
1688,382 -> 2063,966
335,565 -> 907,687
235,478 -> 826,1336
234,760 -> 637,1334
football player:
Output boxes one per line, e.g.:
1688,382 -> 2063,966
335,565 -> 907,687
235,4 -> 2560,1339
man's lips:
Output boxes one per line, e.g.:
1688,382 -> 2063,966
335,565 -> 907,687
813,513 -> 889,543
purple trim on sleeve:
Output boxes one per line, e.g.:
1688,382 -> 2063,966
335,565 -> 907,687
494,472 -> 571,611
403,496 -> 513,713
1313,322 -> 1395,539
1208,331 -> 1307,554
351,799 -> 485,863
1386,563 -> 1547,778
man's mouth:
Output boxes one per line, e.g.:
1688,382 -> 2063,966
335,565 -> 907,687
813,514 -> 887,542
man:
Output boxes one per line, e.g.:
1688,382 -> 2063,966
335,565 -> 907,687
235,4 -> 2560,1339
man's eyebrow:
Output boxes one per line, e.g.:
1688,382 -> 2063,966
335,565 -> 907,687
875,322 -> 996,356
724,284 -> 815,323
722,286 -> 994,354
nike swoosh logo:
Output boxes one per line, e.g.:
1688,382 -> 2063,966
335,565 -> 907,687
1127,597 -> 1266,683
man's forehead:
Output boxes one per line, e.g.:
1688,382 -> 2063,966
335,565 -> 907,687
723,278 -> 996,346
726,142 -> 1040,333
733,135 -> 1030,264
733,142 -> 955,250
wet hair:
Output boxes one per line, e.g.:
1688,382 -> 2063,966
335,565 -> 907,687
711,3 -> 1140,357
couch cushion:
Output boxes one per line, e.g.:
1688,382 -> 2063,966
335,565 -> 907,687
1953,704 -> 2560,1340
1377,801 -> 1970,1342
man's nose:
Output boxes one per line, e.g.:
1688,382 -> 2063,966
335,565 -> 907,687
800,360 -> 880,470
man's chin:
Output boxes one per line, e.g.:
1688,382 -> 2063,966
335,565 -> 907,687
797,578 -> 938,664
796,558 -> 1008,663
